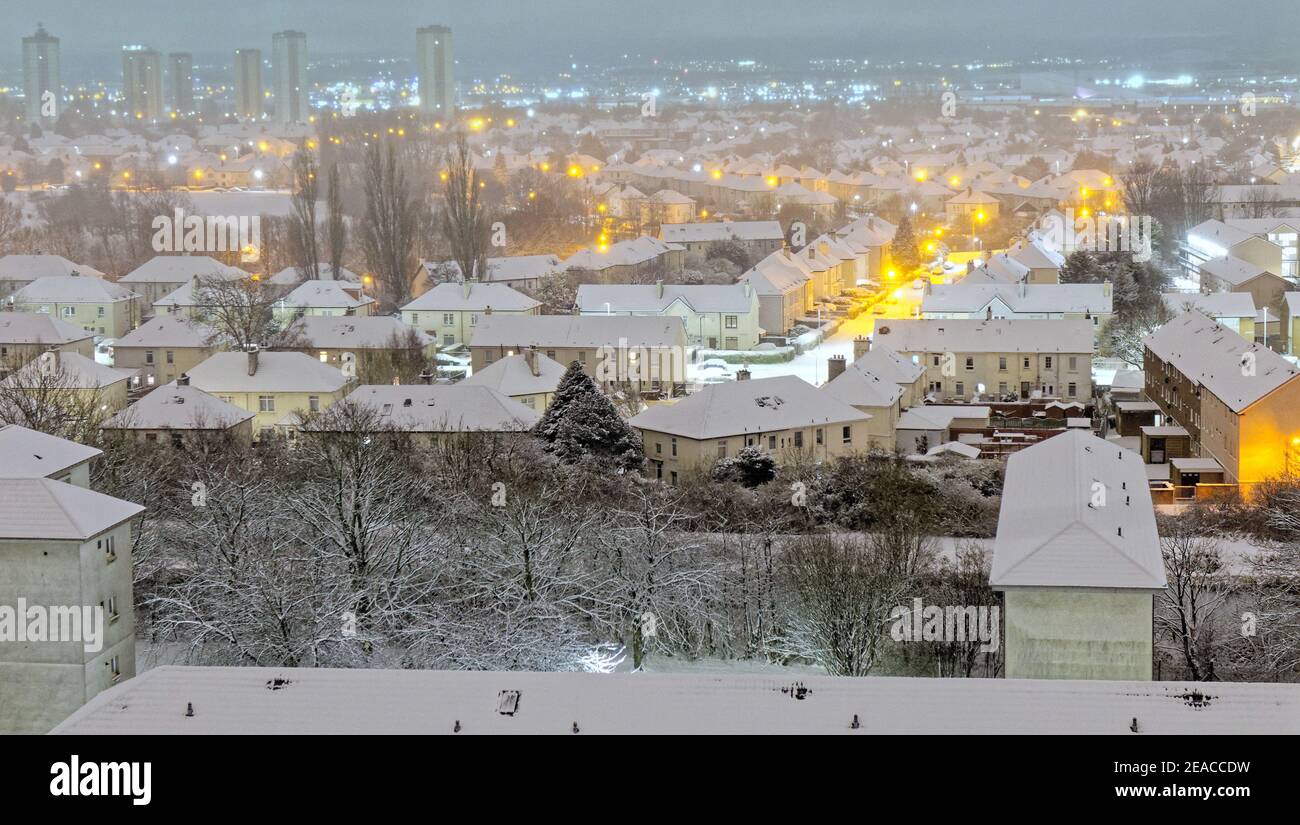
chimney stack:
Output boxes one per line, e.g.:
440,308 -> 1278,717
418,369 -> 434,385
525,346 -> 540,377
177,373 -> 190,386
827,354 -> 847,381
736,365 -> 751,381
655,279 -> 664,299
246,344 -> 259,376
1103,279 -> 1112,298
462,279 -> 472,300
853,335 -> 870,360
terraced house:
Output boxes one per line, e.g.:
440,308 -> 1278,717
871,318 -> 1095,402
1142,311 -> 1300,488
0,312 -> 95,376
186,348 -> 350,438
401,281 -> 540,347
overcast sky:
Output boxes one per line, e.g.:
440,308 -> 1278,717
2,0 -> 1293,76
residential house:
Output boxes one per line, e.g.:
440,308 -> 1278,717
658,221 -> 784,263
1161,292 -> 1257,339
100,377 -> 255,445
468,315 -> 688,394
628,375 -> 871,482
0,312 -> 95,375
112,315 -> 218,387
281,315 -> 435,383
401,282 -> 541,347
819,365 -> 903,449
272,279 -> 376,323
337,384 -> 540,440
991,430 -> 1165,680
1142,311 -> 1300,488
118,255 -> 247,305
575,281 -> 761,350
185,349 -> 350,438
461,349 -> 566,413
10,275 -> 140,338
563,236 -> 685,283
0,478 -> 143,733
412,254 -> 566,295
0,350 -> 136,415
871,318 -> 1095,402
848,341 -> 928,408
0,254 -> 107,299
0,424 -> 101,487
1182,219 -> 1283,281
739,252 -> 813,336
921,281 -> 1112,334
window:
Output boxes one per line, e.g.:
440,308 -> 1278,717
578,351 -> 588,365
655,442 -> 662,455
1023,357 -> 1030,369
442,313 -> 455,325
998,356 -> 1007,371
1068,382 -> 1077,397
998,382 -> 1008,395
521,396 -> 535,408
932,355 -> 941,367
725,337 -> 738,349
166,350 -> 174,365
104,595 -> 119,623
98,307 -> 106,317
61,306 -> 76,318
410,313 -> 418,325
258,395 -> 275,412
724,315 -> 738,329
319,351 -> 329,362
108,656 -> 121,682
1045,356 -> 1053,369
470,314 -> 479,326
964,356 -> 974,371
768,435 -> 777,449
793,431 -> 803,448
443,335 -> 454,346
841,425 -> 851,444
145,350 -> 154,364
955,382 -> 964,396
670,471 -> 678,485
815,428 -> 824,446
546,350 -> 556,359
717,441 -> 727,459
1068,356 -> 1077,371
309,395 -> 320,412
100,535 -> 117,563
670,437 -> 677,457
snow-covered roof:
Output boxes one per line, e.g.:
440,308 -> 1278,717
1160,292 -> 1256,320
1,351 -> 136,390
575,283 -> 755,315
630,375 -> 870,439
821,365 -> 902,408
469,314 -> 685,350
342,384 -> 540,432
11,275 -> 137,304
0,312 -> 95,345
461,352 -> 567,397
659,220 -> 784,244
114,315 -> 215,349
53,665 -> 1300,734
922,282 -> 1112,316
872,318 -> 1095,354
1142,312 -> 1299,413
0,478 -> 143,540
0,424 -> 102,479
119,256 -> 246,284
991,430 -> 1165,590
187,351 -> 348,394
402,282 -> 541,313
1198,256 -> 1271,287
278,280 -> 374,310
101,382 -> 254,431
286,316 -> 433,350
0,254 -> 107,282
850,344 -> 925,385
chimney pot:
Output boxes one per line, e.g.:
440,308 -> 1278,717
177,373 -> 190,386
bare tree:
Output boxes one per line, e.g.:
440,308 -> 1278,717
441,132 -> 490,282
289,148 -> 321,280
324,161 -> 347,278
1156,520 -> 1232,681
361,140 -> 417,307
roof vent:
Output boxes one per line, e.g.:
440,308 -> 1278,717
496,690 -> 521,716
266,676 -> 292,690
781,682 -> 811,700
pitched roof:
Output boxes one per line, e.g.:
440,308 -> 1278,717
872,318 -> 1095,354
0,424 -> 102,479
460,352 -> 566,397
56,665 -> 1300,734
342,384 -> 540,432
186,351 -> 348,394
1142,311 -> 1300,413
1160,292 -> 1256,319
469,314 -> 685,349
119,256 -> 246,283
0,254 -> 107,282
101,382 -> 254,431
575,283 -> 755,314
660,220 -> 784,243
402,282 -> 541,313
287,315 -> 434,349
278,279 -> 374,310
1,351 -> 136,390
1198,256 -> 1272,287
114,315 -> 215,349
991,430 -> 1166,590
0,478 -> 143,540
629,375 -> 869,439
821,365 -> 903,408
921,282 -> 1112,315
11,275 -> 137,303
0,312 -> 94,346
850,344 -> 925,384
